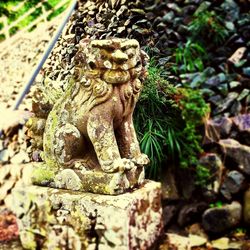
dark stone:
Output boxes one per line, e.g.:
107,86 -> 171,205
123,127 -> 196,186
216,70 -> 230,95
199,153 -> 223,193
214,92 -> 239,114
216,83 -> 228,96
237,88 -> 250,101
162,11 -> 175,23
204,117 -> 233,143
243,67 -> 250,76
220,170 -> 246,200
233,114 -> 250,132
230,100 -> 242,116
163,204 -> 178,227
177,202 -> 208,227
221,0 -> 239,22
219,139 -> 250,175
202,202 -> 242,233
205,75 -> 221,87
208,95 -> 223,106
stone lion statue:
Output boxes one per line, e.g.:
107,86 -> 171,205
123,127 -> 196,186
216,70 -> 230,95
28,38 -> 150,194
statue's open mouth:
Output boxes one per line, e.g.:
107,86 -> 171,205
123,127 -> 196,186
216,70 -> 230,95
103,70 -> 131,84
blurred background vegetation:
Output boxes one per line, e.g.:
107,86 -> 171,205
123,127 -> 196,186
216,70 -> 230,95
0,0 -> 70,40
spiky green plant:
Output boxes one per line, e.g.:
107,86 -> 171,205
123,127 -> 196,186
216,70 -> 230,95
174,40 -> 206,73
134,60 -> 211,185
188,10 -> 229,45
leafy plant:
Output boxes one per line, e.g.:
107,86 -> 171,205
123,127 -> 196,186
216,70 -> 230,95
134,60 -> 183,180
134,61 -> 210,185
209,200 -> 223,208
188,10 -> 229,45
174,40 -> 206,73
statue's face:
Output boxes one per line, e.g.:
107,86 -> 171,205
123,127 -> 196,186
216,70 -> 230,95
79,39 -> 143,84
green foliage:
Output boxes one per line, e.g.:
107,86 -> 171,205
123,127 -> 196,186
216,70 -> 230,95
134,61 -> 210,184
134,60 -> 183,180
188,10 -> 229,45
175,40 -> 206,73
47,2 -> 69,21
209,200 -> 223,208
177,88 -> 210,168
0,0 -> 69,37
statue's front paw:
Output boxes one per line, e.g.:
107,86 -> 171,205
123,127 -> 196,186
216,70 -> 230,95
102,158 -> 135,173
133,154 -> 150,166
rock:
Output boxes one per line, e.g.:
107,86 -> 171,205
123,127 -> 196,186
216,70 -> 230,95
217,83 -> 228,96
162,204 -> 178,227
202,201 -> 242,233
214,92 -> 239,114
178,202 -> 207,226
0,149 -> 9,163
243,187 -> 250,225
186,223 -> 208,239
219,139 -> 250,175
230,100 -> 242,116
8,182 -> 163,250
189,234 -> 207,248
0,180 -> 15,201
228,47 -> 246,66
199,153 -> 224,193
233,114 -> 250,145
237,88 -> 250,101
166,233 -> 189,250
229,81 -> 241,89
162,11 -> 174,23
211,237 -> 230,250
243,67 -> 250,77
208,94 -> 223,106
220,170 -> 246,200
204,118 -> 233,143
233,114 -> 250,132
10,151 -> 30,164
0,210 -> 19,242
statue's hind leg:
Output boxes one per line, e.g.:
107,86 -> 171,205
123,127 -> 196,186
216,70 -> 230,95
54,123 -> 85,165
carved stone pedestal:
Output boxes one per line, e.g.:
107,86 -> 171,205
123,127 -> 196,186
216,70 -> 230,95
7,181 -> 163,250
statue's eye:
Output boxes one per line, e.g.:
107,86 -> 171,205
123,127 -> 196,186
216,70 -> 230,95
135,60 -> 141,67
89,61 -> 96,70
126,48 -> 134,58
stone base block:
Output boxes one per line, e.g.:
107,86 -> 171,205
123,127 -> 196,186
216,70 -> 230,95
32,163 -> 145,195
7,181 -> 163,250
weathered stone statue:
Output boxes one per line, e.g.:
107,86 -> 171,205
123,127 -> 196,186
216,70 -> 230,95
28,38 -> 150,194
10,38 -> 163,250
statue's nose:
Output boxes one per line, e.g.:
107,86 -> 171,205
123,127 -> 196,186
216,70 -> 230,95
112,50 -> 128,64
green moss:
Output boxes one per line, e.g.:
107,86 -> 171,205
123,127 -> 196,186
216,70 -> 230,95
32,165 -> 55,184
20,231 -> 37,250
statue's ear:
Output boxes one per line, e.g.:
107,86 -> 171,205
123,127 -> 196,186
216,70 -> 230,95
140,50 -> 149,67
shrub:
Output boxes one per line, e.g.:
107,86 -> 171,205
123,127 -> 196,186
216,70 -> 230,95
134,61 -> 210,185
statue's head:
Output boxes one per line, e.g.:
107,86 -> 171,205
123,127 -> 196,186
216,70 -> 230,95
74,38 -> 149,84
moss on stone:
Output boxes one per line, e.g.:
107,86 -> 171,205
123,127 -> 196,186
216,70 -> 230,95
32,165 -> 55,184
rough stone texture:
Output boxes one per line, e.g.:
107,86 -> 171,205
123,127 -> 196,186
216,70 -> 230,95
220,170 -> 246,200
7,181 -> 163,250
202,201 -> 242,233
219,139 -> 250,175
198,153 -> 224,193
232,114 -> 250,146
204,117 -> 233,143
31,162 -> 146,195
243,187 -> 250,225
27,38 -> 150,195
177,202 -> 208,227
